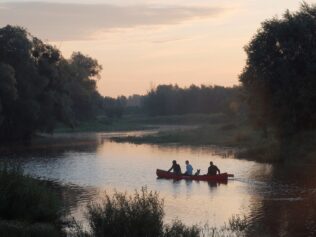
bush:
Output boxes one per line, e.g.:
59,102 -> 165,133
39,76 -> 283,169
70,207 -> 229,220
0,221 -> 60,237
70,188 -> 249,237
227,215 -> 247,232
0,165 -> 64,236
164,220 -> 200,237
87,187 -> 164,237
0,166 -> 62,223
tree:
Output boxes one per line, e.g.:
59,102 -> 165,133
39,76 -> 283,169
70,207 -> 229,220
64,52 -> 103,121
142,84 -> 240,116
0,25 -> 67,141
0,25 -> 103,142
0,63 -> 17,129
103,96 -> 127,118
240,3 -> 316,138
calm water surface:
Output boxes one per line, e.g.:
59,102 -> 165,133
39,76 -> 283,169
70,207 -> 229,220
1,131 -> 316,236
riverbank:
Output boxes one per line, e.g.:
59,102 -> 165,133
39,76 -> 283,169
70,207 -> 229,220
54,116 -> 154,133
106,114 -> 280,162
54,113 -> 227,133
45,113 -> 316,163
98,114 -> 316,163
0,166 -> 65,237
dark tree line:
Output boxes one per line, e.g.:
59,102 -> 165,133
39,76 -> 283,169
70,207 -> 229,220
141,84 -> 242,116
102,96 -> 127,118
0,25 -> 103,142
240,3 -> 316,139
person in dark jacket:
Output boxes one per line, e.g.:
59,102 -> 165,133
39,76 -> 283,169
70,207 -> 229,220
168,160 -> 181,174
207,161 -> 220,175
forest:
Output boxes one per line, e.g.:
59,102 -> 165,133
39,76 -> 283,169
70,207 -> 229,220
0,25 -> 242,142
1,3 -> 316,158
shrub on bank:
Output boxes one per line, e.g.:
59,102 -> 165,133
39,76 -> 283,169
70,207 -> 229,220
87,187 -> 164,237
164,220 -> 200,237
70,188 -> 247,237
0,221 -> 60,237
0,166 -> 64,236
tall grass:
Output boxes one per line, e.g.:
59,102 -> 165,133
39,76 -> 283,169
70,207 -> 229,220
87,187 -> 164,237
111,123 -> 260,147
70,187 -> 248,237
0,165 -> 65,237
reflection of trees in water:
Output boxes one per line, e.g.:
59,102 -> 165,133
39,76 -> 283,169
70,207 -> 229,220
248,196 -> 316,237
246,164 -> 316,237
0,134 -> 100,159
49,181 -> 97,213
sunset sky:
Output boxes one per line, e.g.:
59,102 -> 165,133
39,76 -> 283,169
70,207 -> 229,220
0,0 -> 314,97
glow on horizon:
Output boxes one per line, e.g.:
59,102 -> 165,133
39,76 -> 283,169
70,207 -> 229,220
0,0 -> 314,97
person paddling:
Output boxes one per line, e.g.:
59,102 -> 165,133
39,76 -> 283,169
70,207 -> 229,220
207,161 -> 220,176
168,160 -> 181,175
183,160 -> 193,175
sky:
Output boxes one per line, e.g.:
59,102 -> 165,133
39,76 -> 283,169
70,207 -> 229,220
0,0 -> 314,97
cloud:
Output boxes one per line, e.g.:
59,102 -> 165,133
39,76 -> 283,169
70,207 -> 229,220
0,2 -> 227,41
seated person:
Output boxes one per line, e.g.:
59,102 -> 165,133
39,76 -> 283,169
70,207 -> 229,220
183,160 -> 193,175
168,160 -> 181,175
207,161 -> 220,176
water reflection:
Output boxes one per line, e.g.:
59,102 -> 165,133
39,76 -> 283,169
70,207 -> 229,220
245,163 -> 316,237
0,132 -> 315,236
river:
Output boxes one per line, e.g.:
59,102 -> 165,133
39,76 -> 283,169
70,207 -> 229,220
1,130 -> 316,236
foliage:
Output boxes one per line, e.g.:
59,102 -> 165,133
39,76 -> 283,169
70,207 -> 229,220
0,165 -> 62,223
125,113 -> 229,125
0,25 -> 103,142
102,96 -> 127,118
111,121 -> 258,147
69,188 -> 248,237
240,3 -> 316,138
86,187 -> 164,237
0,221 -> 60,237
163,220 -> 200,237
63,52 -> 103,121
227,215 -> 248,232
0,165 -> 64,236
142,84 -> 243,116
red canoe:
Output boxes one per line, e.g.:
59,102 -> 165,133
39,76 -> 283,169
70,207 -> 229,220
156,169 -> 233,182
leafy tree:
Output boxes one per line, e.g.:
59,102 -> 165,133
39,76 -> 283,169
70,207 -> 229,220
64,52 -> 103,121
240,3 -> 316,138
0,25 -> 103,142
0,63 -> 17,129
103,96 -> 127,118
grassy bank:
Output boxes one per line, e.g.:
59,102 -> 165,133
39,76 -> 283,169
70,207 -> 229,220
54,117 -> 153,133
54,114 -> 227,133
0,166 -> 67,237
109,114 -> 282,162
110,123 -> 258,147
111,122 -> 316,163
